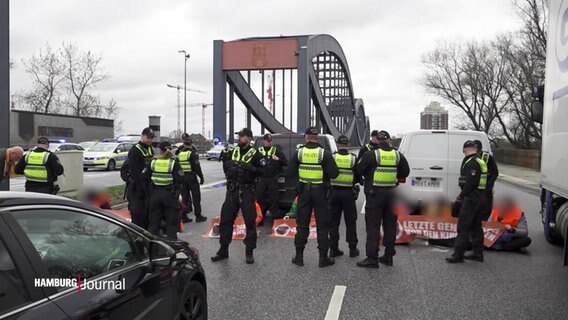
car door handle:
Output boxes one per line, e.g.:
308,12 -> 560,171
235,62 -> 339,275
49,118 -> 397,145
430,166 -> 443,170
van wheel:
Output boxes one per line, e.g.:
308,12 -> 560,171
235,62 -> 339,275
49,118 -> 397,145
106,160 -> 116,171
179,280 -> 207,320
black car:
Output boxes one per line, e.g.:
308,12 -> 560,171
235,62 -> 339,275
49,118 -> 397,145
0,192 -> 207,320
253,133 -> 338,209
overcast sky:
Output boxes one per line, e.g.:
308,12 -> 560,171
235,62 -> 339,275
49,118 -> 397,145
9,0 -> 522,139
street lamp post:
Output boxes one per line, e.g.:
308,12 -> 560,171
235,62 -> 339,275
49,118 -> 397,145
178,50 -> 190,133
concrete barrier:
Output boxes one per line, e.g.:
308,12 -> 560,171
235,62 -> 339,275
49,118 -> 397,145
54,150 -> 83,195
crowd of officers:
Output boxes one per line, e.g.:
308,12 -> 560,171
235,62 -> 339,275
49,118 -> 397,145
9,125 -> 500,268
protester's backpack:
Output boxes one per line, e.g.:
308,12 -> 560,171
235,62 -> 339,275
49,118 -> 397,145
120,159 -> 130,183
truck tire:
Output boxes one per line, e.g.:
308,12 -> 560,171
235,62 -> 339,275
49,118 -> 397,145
545,197 -> 566,245
556,202 -> 568,241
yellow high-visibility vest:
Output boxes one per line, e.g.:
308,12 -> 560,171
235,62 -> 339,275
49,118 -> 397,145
298,147 -> 324,184
372,149 -> 399,187
151,158 -> 175,186
331,153 -> 356,187
24,151 -> 50,183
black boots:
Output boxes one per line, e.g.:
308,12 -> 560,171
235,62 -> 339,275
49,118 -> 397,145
182,214 -> 193,223
356,258 -> 379,269
329,248 -> 344,257
349,248 -> 360,258
195,215 -> 207,223
445,254 -> 464,263
211,246 -> 229,262
464,253 -> 484,262
378,255 -> 393,266
319,251 -> 335,268
292,248 -> 304,266
245,248 -> 254,264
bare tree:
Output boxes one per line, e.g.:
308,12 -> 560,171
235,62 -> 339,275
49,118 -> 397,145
421,40 -> 505,135
61,42 -> 109,116
19,44 -> 65,113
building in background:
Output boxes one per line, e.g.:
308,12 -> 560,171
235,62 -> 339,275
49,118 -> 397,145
420,101 -> 448,130
10,110 -> 114,149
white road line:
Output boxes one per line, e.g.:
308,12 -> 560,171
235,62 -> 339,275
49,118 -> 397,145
325,285 -> 347,320
360,200 -> 366,214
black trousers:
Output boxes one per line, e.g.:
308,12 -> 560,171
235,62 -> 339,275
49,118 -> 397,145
181,173 -> 202,216
148,187 -> 180,239
295,186 -> 330,253
255,176 -> 281,218
364,188 -> 396,260
481,189 -> 494,221
329,187 -> 358,250
454,191 -> 484,256
128,184 -> 150,229
494,237 -> 532,251
25,183 -> 54,194
219,186 -> 257,250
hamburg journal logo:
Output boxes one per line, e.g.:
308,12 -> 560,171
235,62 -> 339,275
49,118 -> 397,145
34,273 -> 126,293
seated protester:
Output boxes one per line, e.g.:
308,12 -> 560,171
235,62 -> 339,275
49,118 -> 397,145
487,197 -> 532,253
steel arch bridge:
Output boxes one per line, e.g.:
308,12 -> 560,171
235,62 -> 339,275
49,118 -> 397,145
213,34 -> 370,146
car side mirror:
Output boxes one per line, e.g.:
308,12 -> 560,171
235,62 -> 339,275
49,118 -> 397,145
149,240 -> 176,268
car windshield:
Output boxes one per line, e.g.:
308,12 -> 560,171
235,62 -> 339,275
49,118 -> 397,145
213,145 -> 224,150
47,144 -> 61,152
79,141 -> 98,149
89,144 -> 117,152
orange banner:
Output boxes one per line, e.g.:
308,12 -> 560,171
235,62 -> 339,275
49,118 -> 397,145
394,215 -> 505,247
203,216 -> 248,240
270,217 -> 317,240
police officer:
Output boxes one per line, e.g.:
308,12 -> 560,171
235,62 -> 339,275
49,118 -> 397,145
177,137 -> 207,223
447,140 -> 488,263
357,130 -> 380,161
356,130 -> 409,268
473,140 -> 499,221
329,135 -> 361,258
219,142 -> 234,174
255,133 -> 288,220
287,127 -> 339,267
127,127 -> 155,229
143,141 -> 184,239
15,137 -> 64,194
211,128 -> 265,264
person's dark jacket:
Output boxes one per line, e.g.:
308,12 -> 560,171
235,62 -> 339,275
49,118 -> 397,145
127,142 -> 154,195
176,146 -> 204,182
357,142 -> 377,161
225,144 -> 266,185
258,145 -> 288,178
485,153 -> 499,191
335,149 -> 362,187
356,142 -> 409,192
286,141 -> 340,184
141,156 -> 184,190
15,147 -> 64,187
458,154 -> 482,199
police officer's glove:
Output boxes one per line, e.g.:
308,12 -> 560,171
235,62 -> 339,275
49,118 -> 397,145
199,177 -> 204,185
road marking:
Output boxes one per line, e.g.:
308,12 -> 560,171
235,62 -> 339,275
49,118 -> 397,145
325,285 -> 347,320
360,200 -> 366,214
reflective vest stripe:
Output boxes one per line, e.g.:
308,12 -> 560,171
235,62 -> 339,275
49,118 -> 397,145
463,157 -> 488,190
258,146 -> 276,157
24,151 -> 50,183
178,150 -> 192,173
231,147 -> 256,164
372,149 -> 399,187
150,158 -> 175,186
135,144 -> 154,158
298,147 -> 324,184
331,153 -> 355,187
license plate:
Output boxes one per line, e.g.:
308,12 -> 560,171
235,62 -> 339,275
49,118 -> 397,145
84,161 -> 93,165
278,177 -> 285,184
412,179 -> 440,188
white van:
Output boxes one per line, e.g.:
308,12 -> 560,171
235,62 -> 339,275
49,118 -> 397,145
397,130 -> 492,209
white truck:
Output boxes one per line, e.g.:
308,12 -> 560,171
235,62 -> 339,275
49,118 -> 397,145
531,0 -> 568,264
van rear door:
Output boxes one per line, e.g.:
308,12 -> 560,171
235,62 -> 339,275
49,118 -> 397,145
400,131 -> 449,206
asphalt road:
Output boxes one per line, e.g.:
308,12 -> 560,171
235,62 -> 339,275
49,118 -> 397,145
178,170 -> 568,320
